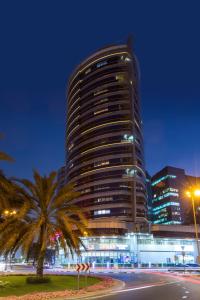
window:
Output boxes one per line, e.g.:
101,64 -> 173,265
125,168 -> 137,177
94,108 -> 108,115
94,89 -> 108,96
121,56 -> 131,62
68,143 -> 74,151
94,209 -> 110,216
151,175 -> 177,186
85,68 -> 91,75
96,61 -> 107,68
123,134 -> 134,142
152,202 -> 180,212
94,160 -> 109,167
95,197 -> 113,203
116,74 -> 126,82
81,188 -> 91,194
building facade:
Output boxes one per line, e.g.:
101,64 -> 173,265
57,166 -> 66,191
66,41 -> 148,235
151,166 -> 200,225
58,231 -> 199,267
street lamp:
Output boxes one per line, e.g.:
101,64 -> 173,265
186,188 -> 200,264
3,209 -> 17,217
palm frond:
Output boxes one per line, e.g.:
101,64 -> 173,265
0,169 -> 88,276
0,152 -> 14,162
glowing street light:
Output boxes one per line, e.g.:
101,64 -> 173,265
194,190 -> 200,197
3,209 -> 17,217
186,188 -> 200,264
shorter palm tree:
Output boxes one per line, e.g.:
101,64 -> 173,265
0,134 -> 14,163
0,170 -> 88,277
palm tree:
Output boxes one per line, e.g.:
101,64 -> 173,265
0,170 -> 88,277
0,134 -> 13,163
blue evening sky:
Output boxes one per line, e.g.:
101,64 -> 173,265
0,0 -> 200,179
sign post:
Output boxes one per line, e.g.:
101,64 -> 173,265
76,263 -> 81,290
76,263 -> 91,289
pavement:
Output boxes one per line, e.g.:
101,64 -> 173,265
84,270 -> 200,300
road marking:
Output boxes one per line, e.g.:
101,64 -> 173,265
110,281 -> 179,294
182,296 -> 188,299
185,291 -> 190,294
79,281 -> 180,299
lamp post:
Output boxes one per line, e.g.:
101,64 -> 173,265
186,189 -> 200,264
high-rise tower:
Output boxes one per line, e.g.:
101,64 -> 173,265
66,40 -> 147,234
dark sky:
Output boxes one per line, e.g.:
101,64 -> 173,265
0,0 -> 200,179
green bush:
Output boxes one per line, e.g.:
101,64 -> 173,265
26,276 -> 51,284
0,280 -> 10,288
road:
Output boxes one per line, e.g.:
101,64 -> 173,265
3,266 -> 200,299
87,271 -> 200,300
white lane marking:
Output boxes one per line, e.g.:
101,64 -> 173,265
182,297 -> 188,299
81,281 -> 180,300
185,291 -> 190,294
110,281 -> 179,294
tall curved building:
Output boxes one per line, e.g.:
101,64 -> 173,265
66,40 -> 147,235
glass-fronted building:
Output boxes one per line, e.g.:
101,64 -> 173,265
151,166 -> 200,225
58,233 -> 197,267
66,40 -> 148,235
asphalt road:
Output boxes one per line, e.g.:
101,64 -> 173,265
87,271 -> 200,300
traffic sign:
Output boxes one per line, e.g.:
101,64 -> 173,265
76,263 -> 81,272
76,263 -> 91,272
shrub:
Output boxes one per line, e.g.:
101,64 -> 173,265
0,280 -> 10,288
26,276 -> 51,284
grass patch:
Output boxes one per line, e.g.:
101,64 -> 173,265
0,275 -> 100,297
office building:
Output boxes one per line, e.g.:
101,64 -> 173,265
66,40 -> 148,235
151,166 -> 200,225
57,166 -> 66,191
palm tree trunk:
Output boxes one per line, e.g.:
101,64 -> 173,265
36,249 -> 45,277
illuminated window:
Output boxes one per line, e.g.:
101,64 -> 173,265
95,197 -> 113,203
96,61 -> 107,68
172,211 -> 180,215
153,192 -> 179,203
123,134 -> 134,142
162,187 -> 179,194
163,221 -> 182,225
125,57 -> 131,62
94,161 -> 109,167
152,202 -> 180,212
81,188 -> 91,194
125,168 -> 137,177
85,68 -> 91,75
94,108 -> 108,115
100,98 -> 108,103
68,143 -> 74,151
94,89 -> 108,96
116,73 -> 126,82
153,218 -> 167,224
121,56 -> 131,62
94,209 -> 110,215
151,175 -> 177,186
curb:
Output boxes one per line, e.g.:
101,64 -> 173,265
52,278 -> 125,300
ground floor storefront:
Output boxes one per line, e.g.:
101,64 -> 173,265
58,233 -> 198,267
